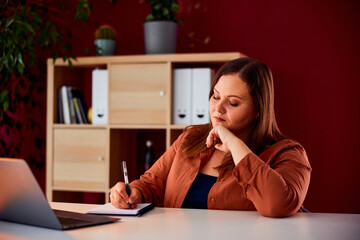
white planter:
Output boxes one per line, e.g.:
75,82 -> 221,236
94,39 -> 116,56
144,21 -> 178,54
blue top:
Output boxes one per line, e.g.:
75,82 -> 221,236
181,173 -> 218,209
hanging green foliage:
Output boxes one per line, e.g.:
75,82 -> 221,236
0,0 -> 92,167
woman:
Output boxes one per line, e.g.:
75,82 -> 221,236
110,57 -> 311,217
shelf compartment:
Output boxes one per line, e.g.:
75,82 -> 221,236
53,128 -> 107,190
53,190 -> 106,204
109,129 -> 166,187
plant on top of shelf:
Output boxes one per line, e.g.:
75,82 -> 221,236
95,25 -> 116,40
143,0 -> 180,23
141,0 -> 180,54
94,25 -> 117,56
141,0 -> 211,51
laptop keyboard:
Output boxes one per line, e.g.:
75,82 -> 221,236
53,209 -> 118,229
57,216 -> 91,225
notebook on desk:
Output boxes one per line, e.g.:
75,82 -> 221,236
87,203 -> 154,217
0,158 -> 119,230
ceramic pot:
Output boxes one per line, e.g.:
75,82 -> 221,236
94,39 -> 116,56
144,21 -> 178,54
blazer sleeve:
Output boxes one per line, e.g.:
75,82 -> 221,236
232,141 -> 312,217
130,131 -> 186,206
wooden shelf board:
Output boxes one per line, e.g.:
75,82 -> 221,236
49,52 -> 245,66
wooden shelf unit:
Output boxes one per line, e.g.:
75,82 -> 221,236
46,52 -> 244,203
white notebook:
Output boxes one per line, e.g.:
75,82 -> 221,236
87,203 -> 154,217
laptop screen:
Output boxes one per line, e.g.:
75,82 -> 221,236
0,158 -> 117,230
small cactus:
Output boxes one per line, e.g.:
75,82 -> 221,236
95,25 -> 116,40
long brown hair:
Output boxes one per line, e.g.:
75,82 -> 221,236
182,57 -> 285,159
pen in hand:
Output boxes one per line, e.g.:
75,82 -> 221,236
122,161 -> 132,209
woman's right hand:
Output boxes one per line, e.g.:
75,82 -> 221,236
110,182 -> 143,209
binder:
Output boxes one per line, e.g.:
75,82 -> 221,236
173,68 -> 192,125
92,69 -> 108,125
61,86 -> 71,124
191,68 -> 213,125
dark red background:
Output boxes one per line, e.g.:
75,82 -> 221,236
20,0 -> 360,213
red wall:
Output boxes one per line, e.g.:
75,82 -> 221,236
53,0 -> 360,213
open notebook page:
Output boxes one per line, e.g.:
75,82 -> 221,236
87,203 -> 154,217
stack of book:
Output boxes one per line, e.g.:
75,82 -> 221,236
58,86 -> 89,124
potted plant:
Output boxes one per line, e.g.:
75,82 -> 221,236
143,0 -> 179,54
0,0 -> 92,170
94,25 -> 117,56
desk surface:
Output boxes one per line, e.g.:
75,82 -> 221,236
0,202 -> 359,240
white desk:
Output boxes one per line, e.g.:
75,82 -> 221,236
0,202 -> 359,240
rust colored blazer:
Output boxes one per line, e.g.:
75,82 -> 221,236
130,129 -> 311,217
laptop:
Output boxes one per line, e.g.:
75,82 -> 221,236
0,158 -> 119,230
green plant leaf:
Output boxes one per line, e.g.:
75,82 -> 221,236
3,99 -> 10,111
146,14 -> 155,21
162,8 -> 170,17
49,25 -> 58,45
0,90 -> 8,101
53,53 -> 59,65
18,53 -> 24,65
5,18 -> 15,28
0,91 -> 10,111
154,3 -> 162,11
67,58 -> 73,67
17,53 -> 25,74
75,0 -> 91,23
28,36 -> 33,46
22,22 -> 35,35
171,3 -> 179,12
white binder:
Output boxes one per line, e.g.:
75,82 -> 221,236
92,69 -> 108,125
173,69 -> 192,125
61,86 -> 71,124
191,68 -> 213,125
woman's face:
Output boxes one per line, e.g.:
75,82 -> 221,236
209,73 -> 257,141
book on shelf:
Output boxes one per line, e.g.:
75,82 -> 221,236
58,86 -> 89,124
78,97 -> 89,124
72,98 -> 83,124
72,88 -> 89,124
57,88 -> 64,124
66,87 -> 77,124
